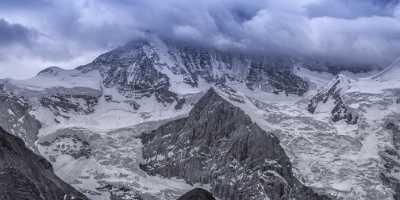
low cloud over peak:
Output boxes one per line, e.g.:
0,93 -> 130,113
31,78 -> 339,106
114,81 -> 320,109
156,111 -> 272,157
1,0 -> 400,79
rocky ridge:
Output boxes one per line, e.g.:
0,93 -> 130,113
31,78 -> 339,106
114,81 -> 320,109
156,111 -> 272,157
0,127 -> 88,200
141,89 -> 332,200
0,84 -> 41,150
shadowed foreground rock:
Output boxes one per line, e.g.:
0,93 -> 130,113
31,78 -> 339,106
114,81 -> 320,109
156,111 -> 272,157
141,88 -> 332,200
177,188 -> 216,200
0,127 -> 88,200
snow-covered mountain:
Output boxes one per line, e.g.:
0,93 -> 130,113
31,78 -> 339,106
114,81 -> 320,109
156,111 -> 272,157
1,37 -> 400,200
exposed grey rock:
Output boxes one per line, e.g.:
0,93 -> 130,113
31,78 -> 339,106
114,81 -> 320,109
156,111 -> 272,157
124,100 -> 141,110
0,86 -> 41,149
141,88 -> 332,200
76,39 -> 309,108
166,42 -> 247,86
170,42 -> 308,96
40,93 -> 99,117
308,75 -> 358,124
381,117 -> 400,200
37,66 -> 67,76
39,133 -> 91,159
246,58 -> 309,95
0,127 -> 88,200
1,81 -> 102,123
177,188 -> 215,200
79,40 -> 183,106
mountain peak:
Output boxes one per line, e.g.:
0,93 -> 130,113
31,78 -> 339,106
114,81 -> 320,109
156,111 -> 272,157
188,88 -> 226,114
142,87 -> 332,200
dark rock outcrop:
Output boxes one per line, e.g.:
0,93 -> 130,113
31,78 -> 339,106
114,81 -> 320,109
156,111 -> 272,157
0,127 -> 88,200
39,133 -> 91,159
246,59 -> 309,96
177,188 -> 215,200
40,93 -> 99,116
308,75 -> 358,124
141,88 -> 332,200
172,43 -> 308,96
0,86 -> 41,149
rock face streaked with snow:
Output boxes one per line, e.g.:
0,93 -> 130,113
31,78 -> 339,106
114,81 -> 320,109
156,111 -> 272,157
141,89 -> 332,200
0,84 -> 41,150
0,127 -> 88,200
381,117 -> 400,200
77,38 -> 309,98
307,75 -> 359,124
1,38 -> 400,200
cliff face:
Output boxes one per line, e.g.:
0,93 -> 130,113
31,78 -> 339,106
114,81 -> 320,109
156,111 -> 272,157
141,89 -> 331,200
0,127 -> 88,200
78,39 -> 309,102
0,86 -> 41,150
381,117 -> 400,200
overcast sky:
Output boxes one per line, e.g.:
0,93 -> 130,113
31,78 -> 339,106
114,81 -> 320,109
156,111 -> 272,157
1,0 -> 400,79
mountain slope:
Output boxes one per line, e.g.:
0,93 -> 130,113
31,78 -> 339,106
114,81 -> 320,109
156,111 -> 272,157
141,88 -> 331,200
0,127 -> 88,200
0,84 -> 41,150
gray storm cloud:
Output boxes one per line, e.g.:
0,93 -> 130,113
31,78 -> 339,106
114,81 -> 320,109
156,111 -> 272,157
0,19 -> 37,46
0,0 -> 400,79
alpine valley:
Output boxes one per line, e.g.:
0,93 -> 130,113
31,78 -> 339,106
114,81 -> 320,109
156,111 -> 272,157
1,37 -> 400,200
